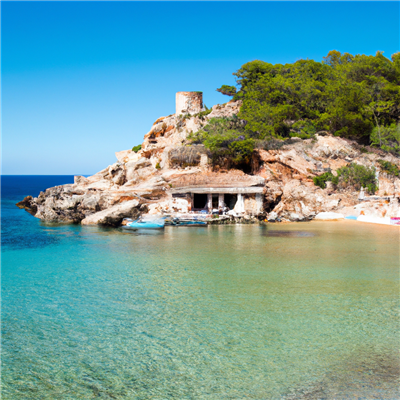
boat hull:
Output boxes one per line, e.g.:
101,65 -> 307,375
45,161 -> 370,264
122,218 -> 165,229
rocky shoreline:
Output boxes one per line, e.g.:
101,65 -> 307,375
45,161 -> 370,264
17,95 -> 400,226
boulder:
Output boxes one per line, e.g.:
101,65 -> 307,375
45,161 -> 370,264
16,196 -> 38,216
125,165 -> 158,185
125,158 -> 153,181
74,175 -> 89,185
108,164 -> 126,186
271,180 -> 341,221
81,199 -> 140,226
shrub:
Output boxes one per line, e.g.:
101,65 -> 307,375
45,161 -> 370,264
370,124 -> 400,155
189,117 -> 254,167
155,162 -> 161,169
313,172 -> 335,189
336,163 -> 377,194
377,159 -> 400,177
290,120 -> 316,139
255,138 -> 284,150
132,144 -> 142,153
313,163 -> 378,193
195,108 -> 212,120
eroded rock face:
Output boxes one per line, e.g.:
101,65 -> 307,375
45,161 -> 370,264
268,180 -> 341,221
355,197 -> 400,219
16,100 -> 400,225
251,136 -> 400,221
16,196 -> 38,216
81,199 -> 140,226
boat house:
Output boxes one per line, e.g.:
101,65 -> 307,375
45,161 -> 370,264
170,173 -> 265,215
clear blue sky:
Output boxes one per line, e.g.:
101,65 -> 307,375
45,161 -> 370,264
2,1 -> 399,175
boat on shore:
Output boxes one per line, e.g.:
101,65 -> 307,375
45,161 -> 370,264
122,217 -> 165,229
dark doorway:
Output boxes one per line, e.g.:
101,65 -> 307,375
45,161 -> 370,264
212,195 -> 219,209
193,193 -> 208,209
225,194 -> 237,210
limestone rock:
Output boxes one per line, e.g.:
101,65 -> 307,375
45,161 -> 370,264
108,164 -> 126,185
115,149 -> 141,164
354,197 -> 400,219
81,199 -> 140,226
74,175 -> 89,185
147,197 -> 190,214
270,180 -> 341,221
16,96 -> 400,226
16,196 -> 38,216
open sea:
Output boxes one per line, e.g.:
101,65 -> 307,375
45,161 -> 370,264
2,175 -> 399,399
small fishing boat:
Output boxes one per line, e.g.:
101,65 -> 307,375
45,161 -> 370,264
175,219 -> 207,226
122,217 -> 165,229
166,217 -> 207,226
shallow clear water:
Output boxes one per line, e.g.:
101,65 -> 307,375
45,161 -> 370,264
2,176 -> 400,399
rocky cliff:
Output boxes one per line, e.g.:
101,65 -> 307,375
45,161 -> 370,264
17,100 -> 400,225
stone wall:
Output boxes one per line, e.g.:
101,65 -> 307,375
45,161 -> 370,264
176,92 -> 203,115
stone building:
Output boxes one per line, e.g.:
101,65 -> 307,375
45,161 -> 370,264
176,91 -> 203,115
170,171 -> 265,216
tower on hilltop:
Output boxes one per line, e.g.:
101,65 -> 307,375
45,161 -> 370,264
176,91 -> 203,115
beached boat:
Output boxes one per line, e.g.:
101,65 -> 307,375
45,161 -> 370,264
122,218 -> 165,229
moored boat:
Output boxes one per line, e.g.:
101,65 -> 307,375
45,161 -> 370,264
175,219 -> 207,226
166,217 -> 207,226
122,217 -> 165,229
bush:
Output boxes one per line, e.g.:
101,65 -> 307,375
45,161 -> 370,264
371,124 -> 400,154
290,120 -> 316,139
377,159 -> 400,177
255,138 -> 284,150
195,108 -> 212,120
189,117 -> 254,167
313,172 -> 336,189
313,163 -> 378,193
336,163 -> 377,194
132,144 -> 142,153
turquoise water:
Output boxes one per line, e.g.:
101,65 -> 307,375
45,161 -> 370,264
2,176 -> 400,399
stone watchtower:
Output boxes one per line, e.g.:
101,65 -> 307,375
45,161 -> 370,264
176,91 -> 203,115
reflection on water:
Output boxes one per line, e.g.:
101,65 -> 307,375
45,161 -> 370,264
261,229 -> 316,237
2,221 -> 400,399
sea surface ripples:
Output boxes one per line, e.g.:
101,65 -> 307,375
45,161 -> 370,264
2,176 -> 399,399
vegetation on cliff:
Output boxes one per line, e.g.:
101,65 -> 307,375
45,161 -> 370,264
216,50 -> 400,152
313,163 -> 378,194
189,116 -> 254,168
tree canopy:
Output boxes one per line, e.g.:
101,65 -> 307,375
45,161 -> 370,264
218,51 -> 400,150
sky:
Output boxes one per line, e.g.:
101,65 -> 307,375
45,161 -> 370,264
2,1 -> 399,175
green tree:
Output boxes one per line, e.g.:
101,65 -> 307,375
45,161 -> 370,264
189,117 -> 254,166
370,124 -> 400,154
216,85 -> 237,97
222,51 -> 399,145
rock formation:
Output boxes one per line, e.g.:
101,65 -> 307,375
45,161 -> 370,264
17,96 -> 400,225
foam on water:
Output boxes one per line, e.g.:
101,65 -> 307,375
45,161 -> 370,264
2,176 -> 399,399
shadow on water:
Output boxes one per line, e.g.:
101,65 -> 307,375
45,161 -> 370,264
283,347 -> 400,399
118,227 -> 165,237
260,228 -> 316,238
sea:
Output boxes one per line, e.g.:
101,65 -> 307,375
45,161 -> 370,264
1,175 -> 399,399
